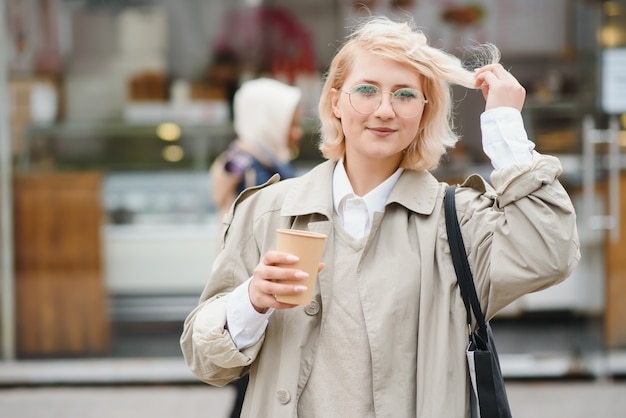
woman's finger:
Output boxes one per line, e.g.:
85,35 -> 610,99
248,252 -> 311,312
261,250 -> 300,266
474,62 -> 505,76
474,70 -> 498,88
474,66 -> 525,111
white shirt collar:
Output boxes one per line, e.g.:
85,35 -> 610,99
332,158 -> 404,218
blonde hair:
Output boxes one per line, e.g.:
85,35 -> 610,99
318,16 -> 500,171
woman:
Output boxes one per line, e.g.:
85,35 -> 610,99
210,77 -> 304,220
182,17 -> 580,417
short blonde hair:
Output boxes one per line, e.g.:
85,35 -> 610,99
318,16 -> 499,171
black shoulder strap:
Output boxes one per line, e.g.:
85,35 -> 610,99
444,186 -> 487,331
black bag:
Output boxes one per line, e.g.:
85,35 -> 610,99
444,186 -> 513,418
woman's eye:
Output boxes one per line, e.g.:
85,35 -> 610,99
353,85 -> 378,96
395,89 -> 417,100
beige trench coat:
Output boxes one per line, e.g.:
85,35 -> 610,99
181,155 -> 580,418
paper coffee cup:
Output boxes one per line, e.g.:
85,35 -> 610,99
275,229 -> 326,305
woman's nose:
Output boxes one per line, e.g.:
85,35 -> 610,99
373,93 -> 396,118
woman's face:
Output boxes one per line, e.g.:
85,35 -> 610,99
331,53 -> 425,169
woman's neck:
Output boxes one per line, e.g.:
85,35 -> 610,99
343,156 -> 400,196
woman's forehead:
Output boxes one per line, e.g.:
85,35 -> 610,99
343,53 -> 422,88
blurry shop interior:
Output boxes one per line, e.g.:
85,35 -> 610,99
1,0 -> 626,380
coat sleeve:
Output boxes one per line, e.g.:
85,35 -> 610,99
180,176 -> 280,386
455,153 -> 581,320
180,293 -> 264,386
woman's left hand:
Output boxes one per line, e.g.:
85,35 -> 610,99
474,63 -> 526,112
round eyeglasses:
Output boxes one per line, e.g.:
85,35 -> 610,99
342,84 -> 428,118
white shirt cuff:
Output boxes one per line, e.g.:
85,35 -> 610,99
226,277 -> 274,350
480,107 -> 535,170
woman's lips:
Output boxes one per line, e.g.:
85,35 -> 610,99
368,127 -> 397,137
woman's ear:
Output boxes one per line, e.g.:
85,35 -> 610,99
331,88 -> 341,118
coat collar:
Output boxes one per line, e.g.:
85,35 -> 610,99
387,168 -> 441,215
281,160 -> 336,218
281,160 -> 441,217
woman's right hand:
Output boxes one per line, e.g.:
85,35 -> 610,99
474,63 -> 526,112
248,251 -> 321,313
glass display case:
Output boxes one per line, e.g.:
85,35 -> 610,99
19,121 -> 234,173
15,123 -> 231,337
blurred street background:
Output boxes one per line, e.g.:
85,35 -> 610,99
2,0 -> 626,416
1,353 -> 626,418
0,316 -> 624,416
0,379 -> 625,418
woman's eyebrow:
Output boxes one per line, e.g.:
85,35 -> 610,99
356,79 -> 419,90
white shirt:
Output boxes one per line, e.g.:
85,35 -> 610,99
225,106 -> 534,349
333,159 -> 403,239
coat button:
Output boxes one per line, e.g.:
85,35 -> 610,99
304,300 -> 320,316
276,389 -> 291,404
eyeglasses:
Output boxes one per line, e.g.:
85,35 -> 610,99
342,84 -> 428,118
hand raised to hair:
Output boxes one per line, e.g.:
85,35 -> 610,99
474,63 -> 526,112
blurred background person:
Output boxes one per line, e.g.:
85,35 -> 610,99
210,77 -> 304,221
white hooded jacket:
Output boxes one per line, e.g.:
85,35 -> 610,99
233,77 -> 302,163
